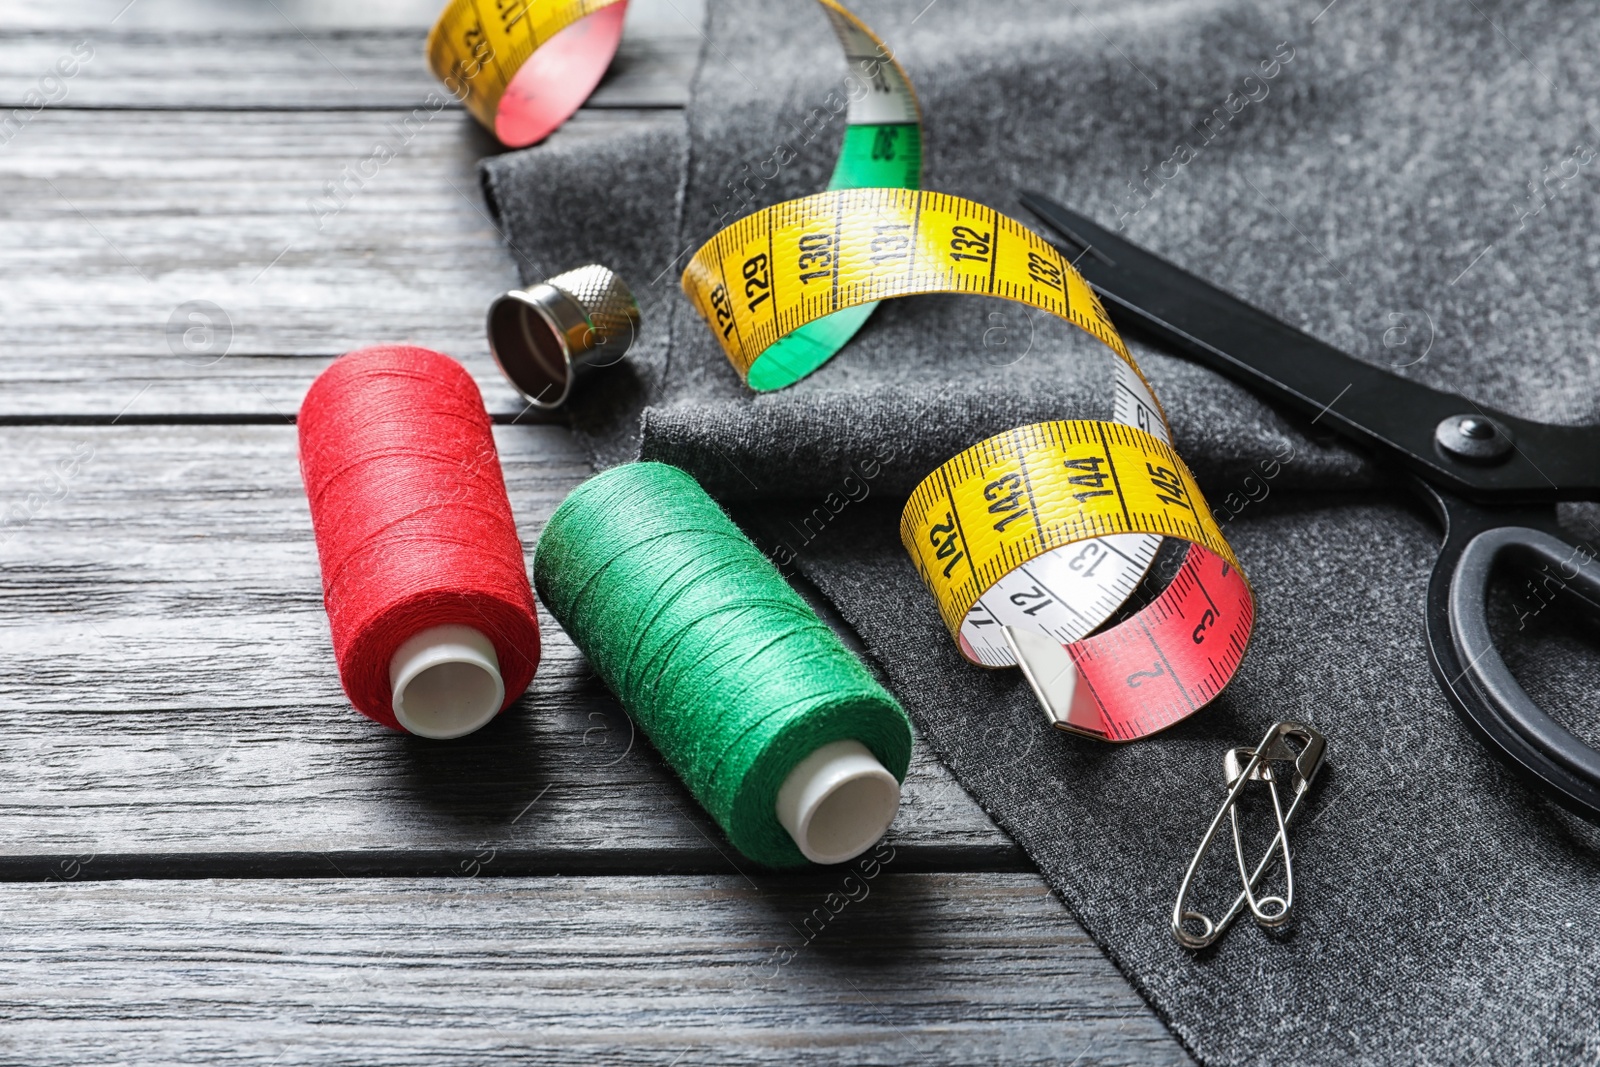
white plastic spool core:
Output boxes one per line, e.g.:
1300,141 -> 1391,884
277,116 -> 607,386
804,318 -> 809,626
775,739 -> 901,864
389,624 -> 505,739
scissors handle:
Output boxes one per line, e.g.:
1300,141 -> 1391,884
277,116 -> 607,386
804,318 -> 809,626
1422,485 -> 1600,818
1015,192 -> 1600,817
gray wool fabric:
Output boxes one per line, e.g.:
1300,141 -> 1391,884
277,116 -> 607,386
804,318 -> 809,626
480,0 -> 1600,1062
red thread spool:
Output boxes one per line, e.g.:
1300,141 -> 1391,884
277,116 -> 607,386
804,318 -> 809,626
298,345 -> 540,738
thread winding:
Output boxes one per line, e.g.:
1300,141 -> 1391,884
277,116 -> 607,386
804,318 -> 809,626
298,345 -> 541,731
533,461 -> 912,867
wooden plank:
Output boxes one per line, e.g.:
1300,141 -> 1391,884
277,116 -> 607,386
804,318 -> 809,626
0,4 -> 1184,1059
0,106 -> 682,419
0,0 -> 703,33
0,423 -> 1017,874
0,873 -> 1187,1066
0,29 -> 699,110
0,0 -> 455,30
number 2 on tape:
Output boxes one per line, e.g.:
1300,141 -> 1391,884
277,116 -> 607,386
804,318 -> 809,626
903,421 -> 1253,741
681,188 -> 1255,741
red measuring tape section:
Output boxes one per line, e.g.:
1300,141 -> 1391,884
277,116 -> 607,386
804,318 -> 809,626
1052,541 -> 1253,741
899,417 -> 1254,743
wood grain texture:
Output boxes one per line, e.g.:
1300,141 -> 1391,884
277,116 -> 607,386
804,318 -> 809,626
0,1 -> 1189,1059
0,0 -> 702,420
0,423 -> 1018,874
0,0 -> 457,30
0,106 -> 684,420
0,0 -> 704,33
0,29 -> 699,110
0,873 -> 1190,1066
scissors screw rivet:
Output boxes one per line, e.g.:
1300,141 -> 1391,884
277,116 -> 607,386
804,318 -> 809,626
1435,414 -> 1514,463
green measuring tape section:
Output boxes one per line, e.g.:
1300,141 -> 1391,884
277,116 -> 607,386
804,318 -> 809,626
742,1 -> 924,392
745,122 -> 923,392
828,123 -> 923,190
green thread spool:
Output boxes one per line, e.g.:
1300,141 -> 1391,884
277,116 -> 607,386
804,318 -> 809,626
533,461 -> 913,867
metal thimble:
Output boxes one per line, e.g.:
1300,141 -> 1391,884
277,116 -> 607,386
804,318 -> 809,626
486,264 -> 641,410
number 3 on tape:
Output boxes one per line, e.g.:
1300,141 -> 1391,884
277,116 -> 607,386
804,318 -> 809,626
682,187 -> 1255,742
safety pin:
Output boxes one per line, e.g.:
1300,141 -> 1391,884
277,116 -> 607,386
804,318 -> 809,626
1171,721 -> 1327,950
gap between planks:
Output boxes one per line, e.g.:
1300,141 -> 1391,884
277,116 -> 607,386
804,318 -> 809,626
0,424 -> 1020,876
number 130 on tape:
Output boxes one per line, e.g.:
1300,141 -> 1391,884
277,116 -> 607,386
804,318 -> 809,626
683,188 -> 1255,741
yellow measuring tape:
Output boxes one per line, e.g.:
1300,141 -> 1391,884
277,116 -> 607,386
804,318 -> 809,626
425,0 -> 920,185
903,418 -> 1241,634
683,187 -> 1255,741
685,188 -> 1128,381
423,0 -> 1258,740
431,0 -> 926,373
428,0 -> 628,148
697,0 -> 923,389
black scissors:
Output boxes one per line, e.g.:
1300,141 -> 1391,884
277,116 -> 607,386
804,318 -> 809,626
1020,190 -> 1600,821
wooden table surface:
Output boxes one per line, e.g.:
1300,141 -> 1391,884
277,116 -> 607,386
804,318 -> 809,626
0,2 -> 1192,1062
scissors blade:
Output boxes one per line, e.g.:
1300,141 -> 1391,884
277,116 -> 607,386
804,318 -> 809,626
1018,190 -> 1600,502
